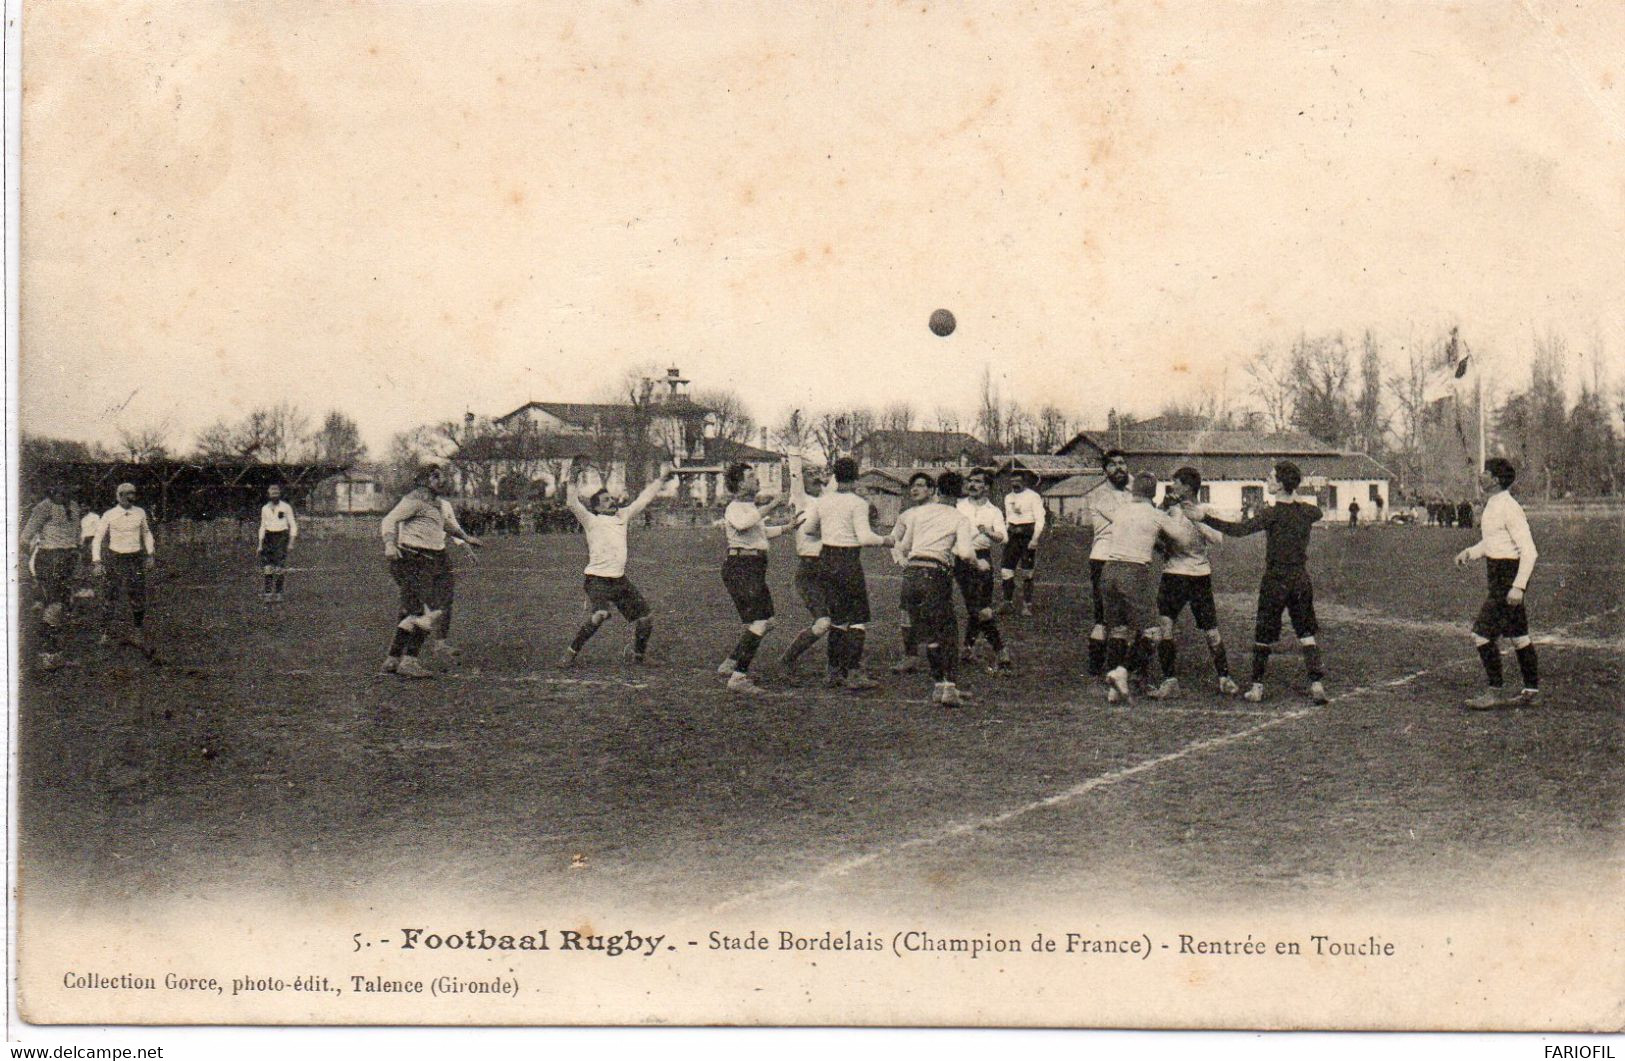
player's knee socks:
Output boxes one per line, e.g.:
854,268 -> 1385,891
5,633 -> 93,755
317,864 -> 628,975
263,573 -> 275,594
1157,638 -> 1177,679
1087,628 -> 1107,676
782,628 -> 821,663
827,628 -> 847,673
982,616 -> 1004,653
1207,634 -> 1230,677
388,626 -> 411,657
731,631 -> 763,673
1022,577 -> 1035,604
846,627 -> 867,670
925,642 -> 948,682
633,617 -> 653,656
1250,643 -> 1272,684
1002,576 -> 1015,602
963,612 -> 980,646
571,614 -> 607,653
132,609 -> 145,628
404,626 -> 429,656
1301,641 -> 1324,683
439,601 -> 453,639
274,572 -> 286,593
901,622 -> 918,656
1105,636 -> 1127,672
1514,641 -> 1538,689
1475,638 -> 1503,686
1129,634 -> 1154,677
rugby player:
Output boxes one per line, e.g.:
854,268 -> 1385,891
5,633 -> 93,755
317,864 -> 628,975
91,483 -> 157,652
800,456 -> 888,690
1454,458 -> 1539,709
716,462 -> 797,695
257,483 -> 299,602
1098,472 -> 1182,703
1154,467 -> 1237,698
1001,469 -> 1045,616
956,468 -> 1011,670
778,457 -> 831,678
1082,449 -> 1132,675
20,482 -> 80,671
560,468 -> 674,668
889,472 -> 935,675
1195,461 -> 1328,705
379,464 -> 481,677
890,470 -> 978,706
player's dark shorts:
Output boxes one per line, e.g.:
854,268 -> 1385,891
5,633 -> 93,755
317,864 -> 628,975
259,530 -> 290,567
819,545 -> 871,625
390,546 -> 453,617
583,574 -> 650,622
793,554 -> 829,619
1002,524 -> 1038,572
954,550 -> 996,615
32,548 -> 75,608
1101,560 -> 1155,632
1254,566 -> 1317,644
1089,557 -> 1107,624
1473,558 -> 1530,640
102,551 -> 147,614
722,552 -> 774,623
1158,572 -> 1219,630
901,561 -> 958,644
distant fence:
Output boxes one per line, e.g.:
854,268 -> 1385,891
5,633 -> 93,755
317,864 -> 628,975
1523,498 -> 1625,516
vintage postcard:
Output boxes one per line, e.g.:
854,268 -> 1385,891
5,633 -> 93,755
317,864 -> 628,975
8,0 -> 1622,1035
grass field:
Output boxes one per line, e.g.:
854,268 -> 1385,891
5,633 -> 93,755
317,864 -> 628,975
17,515 -> 1623,917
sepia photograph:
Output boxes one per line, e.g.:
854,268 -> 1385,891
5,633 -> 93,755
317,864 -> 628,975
7,0 -> 1622,1037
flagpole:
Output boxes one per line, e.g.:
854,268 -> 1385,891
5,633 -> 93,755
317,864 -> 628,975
1476,352 -> 1487,494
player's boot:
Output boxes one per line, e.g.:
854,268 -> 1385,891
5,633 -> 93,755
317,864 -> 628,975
379,656 -> 399,675
939,683 -> 964,707
395,656 -> 434,679
1148,677 -> 1179,700
1021,602 -> 1034,618
1106,666 -> 1132,702
557,648 -> 579,669
1217,676 -> 1240,696
1243,683 -> 1265,703
726,672 -> 764,696
1514,688 -> 1540,706
717,657 -> 738,677
890,655 -> 920,674
1463,689 -> 1509,710
36,652 -> 62,673
960,643 -> 978,663
845,671 -> 880,691
1309,681 -> 1329,705
994,648 -> 1014,672
823,667 -> 845,689
929,683 -> 944,704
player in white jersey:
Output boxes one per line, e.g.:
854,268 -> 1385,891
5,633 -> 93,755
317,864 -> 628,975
956,468 -> 1011,670
560,468 -> 674,667
1455,458 -> 1539,709
257,483 -> 299,602
20,482 -> 80,670
1153,468 -> 1238,698
778,457 -> 832,678
889,472 -> 936,675
799,456 -> 888,690
92,482 -> 158,653
888,471 -> 979,705
1082,449 -> 1132,675
1000,470 -> 1046,616
378,464 -> 482,677
716,462 -> 798,695
1097,473 -> 1183,703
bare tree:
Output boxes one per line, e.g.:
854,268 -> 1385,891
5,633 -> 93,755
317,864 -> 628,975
931,407 -> 962,434
693,387 -> 756,444
1034,404 -> 1073,453
1243,343 -> 1295,434
1353,329 -> 1387,455
880,401 -> 917,433
309,410 -> 368,467
975,367 -> 1005,451
115,422 -> 171,463
812,407 -> 874,465
772,408 -> 817,460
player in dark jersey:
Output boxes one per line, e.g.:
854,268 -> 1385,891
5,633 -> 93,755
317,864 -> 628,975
1193,461 -> 1328,705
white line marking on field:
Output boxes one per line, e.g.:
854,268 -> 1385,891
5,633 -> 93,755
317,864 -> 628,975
710,604 -> 1624,913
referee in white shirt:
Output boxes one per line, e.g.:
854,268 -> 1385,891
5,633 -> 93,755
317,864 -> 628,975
91,482 -> 157,648
1455,458 -> 1539,709
258,483 -> 299,602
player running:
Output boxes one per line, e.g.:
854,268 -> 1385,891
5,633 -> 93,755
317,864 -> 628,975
1082,449 -> 1132,676
800,456 -> 888,690
889,470 -> 978,706
379,464 -> 482,678
1000,469 -> 1045,616
1193,461 -> 1328,705
715,462 -> 797,695
956,468 -> 1011,671
1154,467 -> 1237,698
257,483 -> 299,603
560,468 -> 673,668
1455,458 -> 1539,709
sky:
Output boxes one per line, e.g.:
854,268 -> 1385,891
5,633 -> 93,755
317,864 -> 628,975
18,1 -> 1625,458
